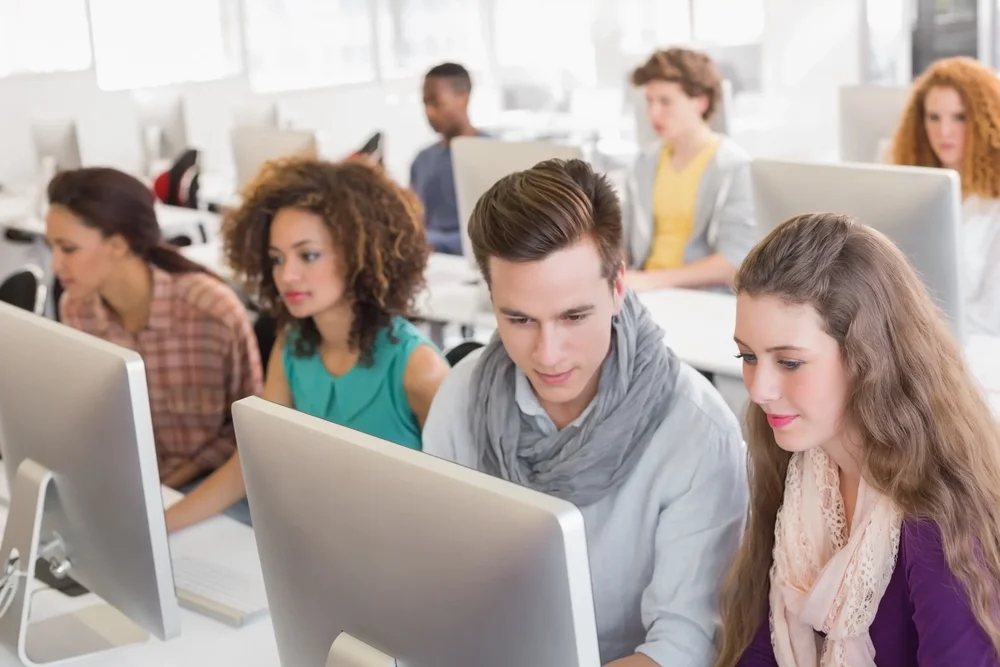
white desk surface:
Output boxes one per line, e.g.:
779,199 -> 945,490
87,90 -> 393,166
0,193 -> 222,240
0,466 -> 278,667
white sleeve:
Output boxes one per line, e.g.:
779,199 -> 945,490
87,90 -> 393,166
635,420 -> 749,667
966,203 -> 1000,336
420,351 -> 480,469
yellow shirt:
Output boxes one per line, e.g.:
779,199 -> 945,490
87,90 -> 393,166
644,138 -> 720,270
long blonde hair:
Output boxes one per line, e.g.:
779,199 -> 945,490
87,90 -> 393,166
714,213 -> 1000,665
890,56 -> 1000,199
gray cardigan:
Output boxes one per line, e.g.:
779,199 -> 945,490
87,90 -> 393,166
623,137 -> 757,277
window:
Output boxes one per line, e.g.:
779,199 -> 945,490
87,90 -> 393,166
618,0 -> 692,55
866,0 -> 908,83
89,0 -> 241,91
244,0 -> 376,93
493,0 -> 598,85
692,0 -> 765,45
375,0 -> 486,79
0,0 -> 91,77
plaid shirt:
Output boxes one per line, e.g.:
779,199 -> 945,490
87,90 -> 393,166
60,266 -> 263,479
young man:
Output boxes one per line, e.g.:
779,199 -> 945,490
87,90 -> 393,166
410,62 -> 481,255
625,48 -> 757,293
422,159 -> 748,667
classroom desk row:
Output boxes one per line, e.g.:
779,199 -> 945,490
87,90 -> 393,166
179,241 -> 1000,420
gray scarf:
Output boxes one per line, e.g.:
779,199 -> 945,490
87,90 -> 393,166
469,291 -> 680,507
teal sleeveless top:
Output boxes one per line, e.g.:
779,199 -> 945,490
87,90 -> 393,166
283,317 -> 438,450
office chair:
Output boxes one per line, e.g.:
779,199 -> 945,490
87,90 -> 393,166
254,313 -> 278,376
444,340 -> 483,367
0,265 -> 47,315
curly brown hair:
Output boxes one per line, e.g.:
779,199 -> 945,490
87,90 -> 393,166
630,47 -> 722,121
890,56 -> 1000,198
223,157 -> 428,364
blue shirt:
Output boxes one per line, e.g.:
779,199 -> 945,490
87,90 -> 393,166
283,318 -> 438,450
411,142 -> 463,255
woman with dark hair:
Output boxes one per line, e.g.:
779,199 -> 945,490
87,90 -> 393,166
164,157 -> 450,532
46,167 -> 263,494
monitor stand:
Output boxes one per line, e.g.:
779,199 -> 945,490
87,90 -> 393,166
326,632 -> 397,667
0,459 -> 150,666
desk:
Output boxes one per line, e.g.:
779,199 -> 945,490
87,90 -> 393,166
0,193 -> 221,244
174,241 -> 1000,421
0,467 -> 278,667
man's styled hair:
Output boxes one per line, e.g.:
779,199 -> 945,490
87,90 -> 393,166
468,158 -> 624,286
425,62 -> 472,95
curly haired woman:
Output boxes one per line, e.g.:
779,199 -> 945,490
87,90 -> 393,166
890,56 -> 1000,335
165,158 -> 450,531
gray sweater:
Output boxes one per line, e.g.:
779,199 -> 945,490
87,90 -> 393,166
422,349 -> 748,666
623,137 -> 758,282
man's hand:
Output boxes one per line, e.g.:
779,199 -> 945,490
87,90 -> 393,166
624,269 -> 674,293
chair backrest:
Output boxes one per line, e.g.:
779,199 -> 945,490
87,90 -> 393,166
445,341 -> 484,367
0,265 -> 47,315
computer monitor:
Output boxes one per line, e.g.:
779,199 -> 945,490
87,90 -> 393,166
451,136 -> 584,272
231,126 -> 319,191
838,84 -> 910,162
134,93 -> 189,175
751,160 -> 964,342
234,396 -> 600,667
633,78 -> 733,146
0,304 -> 180,664
30,120 -> 83,173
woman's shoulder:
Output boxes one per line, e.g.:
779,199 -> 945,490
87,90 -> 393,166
386,316 -> 439,355
171,270 -> 249,330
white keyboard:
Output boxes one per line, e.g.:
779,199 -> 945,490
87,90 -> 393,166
172,557 -> 269,627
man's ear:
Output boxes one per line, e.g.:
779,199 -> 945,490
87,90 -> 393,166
611,262 -> 626,314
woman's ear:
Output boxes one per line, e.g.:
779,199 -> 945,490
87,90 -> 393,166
105,233 -> 131,259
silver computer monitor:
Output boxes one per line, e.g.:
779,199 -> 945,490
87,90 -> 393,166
231,125 -> 319,191
451,136 -> 584,272
135,93 -> 189,172
30,120 -> 83,173
838,84 -> 910,163
0,304 -> 180,664
234,396 -> 601,667
751,159 -> 964,342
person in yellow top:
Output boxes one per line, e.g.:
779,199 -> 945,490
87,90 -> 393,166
624,48 -> 757,292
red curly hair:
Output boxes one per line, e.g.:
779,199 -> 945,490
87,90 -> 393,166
223,157 -> 428,365
890,57 -> 1000,198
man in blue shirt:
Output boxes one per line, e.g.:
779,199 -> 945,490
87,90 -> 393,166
410,62 -> 482,255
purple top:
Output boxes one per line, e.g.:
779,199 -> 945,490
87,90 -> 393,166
737,519 -> 999,666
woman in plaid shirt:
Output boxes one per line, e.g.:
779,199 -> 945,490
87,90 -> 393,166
164,158 -> 450,531
46,167 -> 264,491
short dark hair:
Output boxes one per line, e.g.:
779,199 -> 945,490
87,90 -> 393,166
468,159 -> 623,286
425,62 -> 472,95
631,47 -> 722,121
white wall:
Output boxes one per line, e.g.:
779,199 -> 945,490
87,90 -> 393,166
755,0 -> 865,161
0,0 -> 872,187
